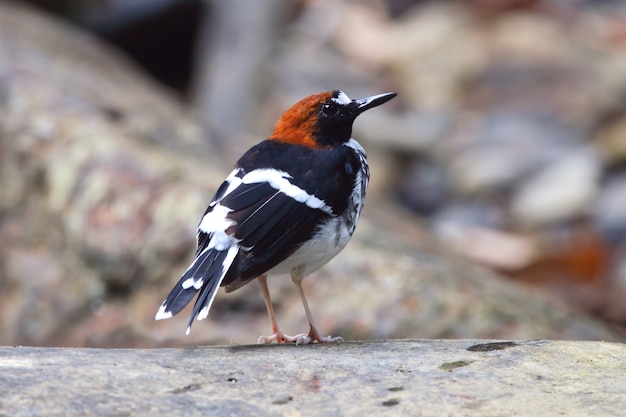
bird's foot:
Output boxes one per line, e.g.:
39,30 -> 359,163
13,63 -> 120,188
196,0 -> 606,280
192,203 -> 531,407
294,334 -> 344,345
258,325 -> 343,345
294,326 -> 344,345
258,330 -> 308,344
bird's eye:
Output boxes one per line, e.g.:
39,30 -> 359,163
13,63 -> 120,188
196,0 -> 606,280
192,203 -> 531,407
322,103 -> 339,116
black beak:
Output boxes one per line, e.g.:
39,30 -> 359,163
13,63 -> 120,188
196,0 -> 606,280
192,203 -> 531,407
355,92 -> 397,114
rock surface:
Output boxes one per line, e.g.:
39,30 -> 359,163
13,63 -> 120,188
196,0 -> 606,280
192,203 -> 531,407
1,340 -> 625,416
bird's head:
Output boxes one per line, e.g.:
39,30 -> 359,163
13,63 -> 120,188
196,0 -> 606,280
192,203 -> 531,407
269,90 -> 397,148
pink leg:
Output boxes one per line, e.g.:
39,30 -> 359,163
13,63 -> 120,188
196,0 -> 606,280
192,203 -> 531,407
290,266 -> 343,345
257,275 -> 306,344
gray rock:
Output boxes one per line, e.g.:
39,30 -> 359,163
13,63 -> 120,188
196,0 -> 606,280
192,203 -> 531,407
0,340 -> 624,416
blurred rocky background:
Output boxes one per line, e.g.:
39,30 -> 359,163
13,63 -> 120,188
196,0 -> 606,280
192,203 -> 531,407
1,0 -> 625,347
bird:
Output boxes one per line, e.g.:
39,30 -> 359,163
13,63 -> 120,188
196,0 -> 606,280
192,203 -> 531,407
155,90 -> 397,344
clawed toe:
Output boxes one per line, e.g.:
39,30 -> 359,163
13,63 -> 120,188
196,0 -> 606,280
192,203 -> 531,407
303,325 -> 343,344
293,333 -> 343,345
258,330 -> 343,345
316,335 -> 344,343
258,331 -> 308,344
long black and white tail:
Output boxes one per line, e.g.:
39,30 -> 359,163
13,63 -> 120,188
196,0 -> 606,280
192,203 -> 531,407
155,245 -> 238,334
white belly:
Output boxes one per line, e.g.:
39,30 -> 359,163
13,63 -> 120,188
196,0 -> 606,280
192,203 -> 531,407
267,216 -> 353,277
